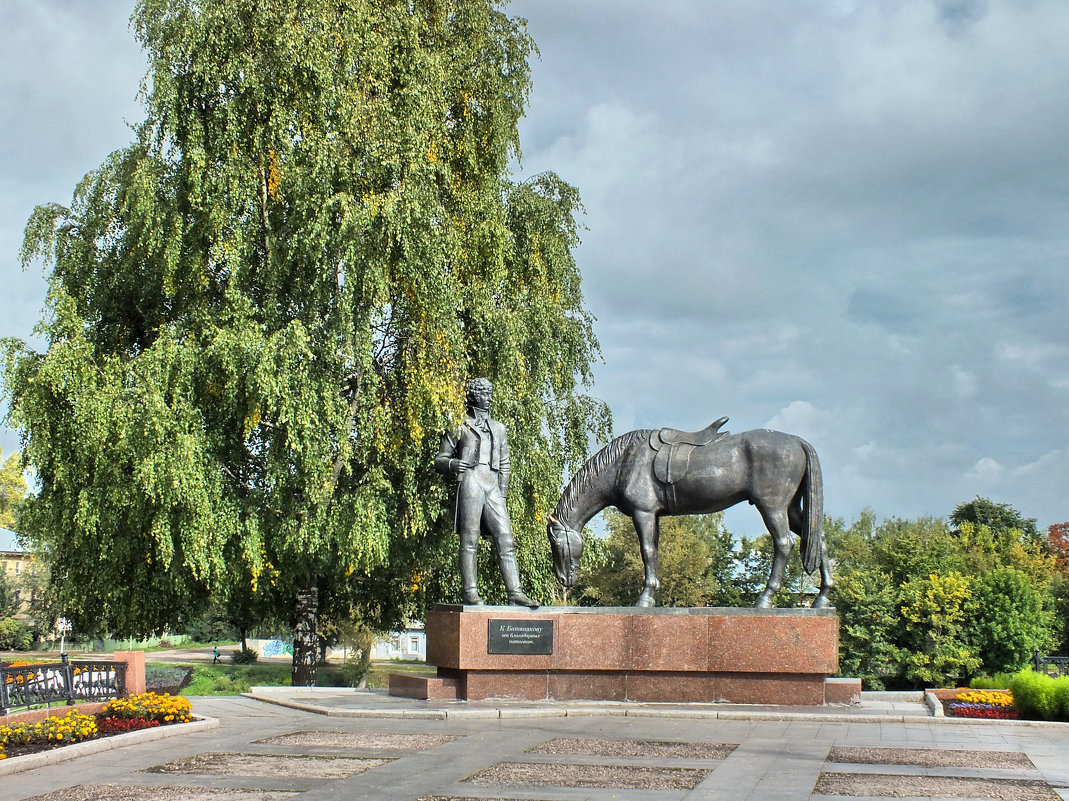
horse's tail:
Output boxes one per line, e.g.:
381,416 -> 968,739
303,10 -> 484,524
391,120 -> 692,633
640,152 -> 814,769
798,438 -> 824,575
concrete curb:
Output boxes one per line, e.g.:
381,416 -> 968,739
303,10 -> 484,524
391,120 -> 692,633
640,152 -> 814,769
925,690 -> 945,717
0,715 -> 219,776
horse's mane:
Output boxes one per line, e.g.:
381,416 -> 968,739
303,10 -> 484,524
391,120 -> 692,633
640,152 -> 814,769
555,429 -> 651,522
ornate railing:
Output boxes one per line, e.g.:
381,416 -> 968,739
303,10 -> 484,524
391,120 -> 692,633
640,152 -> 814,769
0,657 -> 127,715
1035,650 -> 1069,678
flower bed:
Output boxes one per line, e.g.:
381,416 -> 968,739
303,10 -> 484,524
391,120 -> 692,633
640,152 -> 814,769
0,692 -> 191,761
944,688 -> 1020,720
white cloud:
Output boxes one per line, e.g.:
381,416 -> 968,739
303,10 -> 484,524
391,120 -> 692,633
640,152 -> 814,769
965,457 -> 1006,484
765,401 -> 819,441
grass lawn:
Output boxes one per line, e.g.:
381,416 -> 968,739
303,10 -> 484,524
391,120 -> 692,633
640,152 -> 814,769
166,660 -> 436,695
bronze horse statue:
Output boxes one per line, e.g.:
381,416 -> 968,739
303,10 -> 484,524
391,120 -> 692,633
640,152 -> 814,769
546,418 -> 832,608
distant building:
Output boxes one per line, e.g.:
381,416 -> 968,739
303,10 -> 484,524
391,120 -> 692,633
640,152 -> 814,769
247,623 -> 427,663
0,527 -> 34,619
371,623 -> 426,662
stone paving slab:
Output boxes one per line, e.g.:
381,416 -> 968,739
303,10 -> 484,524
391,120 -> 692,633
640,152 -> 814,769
2,693 -> 1068,801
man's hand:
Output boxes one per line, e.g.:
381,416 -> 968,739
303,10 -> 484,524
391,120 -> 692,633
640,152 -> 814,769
452,458 -> 475,474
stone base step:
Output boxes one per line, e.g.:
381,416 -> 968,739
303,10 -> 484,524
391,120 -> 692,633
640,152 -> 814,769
388,672 -> 459,700
824,677 -> 862,705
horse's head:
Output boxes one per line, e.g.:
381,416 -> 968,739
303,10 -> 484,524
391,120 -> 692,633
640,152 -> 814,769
546,515 -> 583,587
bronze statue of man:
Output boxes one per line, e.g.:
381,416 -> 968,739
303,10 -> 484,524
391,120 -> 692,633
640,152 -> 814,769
434,378 -> 539,607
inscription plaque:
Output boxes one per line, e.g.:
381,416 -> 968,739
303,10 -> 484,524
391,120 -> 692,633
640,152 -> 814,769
487,619 -> 554,655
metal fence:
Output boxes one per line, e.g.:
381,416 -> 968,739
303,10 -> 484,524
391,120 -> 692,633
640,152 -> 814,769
1034,650 -> 1069,678
0,657 -> 128,715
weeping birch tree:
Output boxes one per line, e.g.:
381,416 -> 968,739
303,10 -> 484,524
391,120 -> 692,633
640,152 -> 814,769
1,0 -> 608,683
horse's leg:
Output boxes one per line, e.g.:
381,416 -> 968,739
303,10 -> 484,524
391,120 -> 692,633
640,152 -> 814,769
755,507 -> 793,608
632,510 -> 660,607
812,537 -> 834,608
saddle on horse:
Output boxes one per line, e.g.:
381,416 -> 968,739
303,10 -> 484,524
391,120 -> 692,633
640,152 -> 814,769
649,416 -> 729,485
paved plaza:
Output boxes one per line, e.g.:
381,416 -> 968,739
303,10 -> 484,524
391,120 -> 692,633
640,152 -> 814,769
2,691 -> 1068,801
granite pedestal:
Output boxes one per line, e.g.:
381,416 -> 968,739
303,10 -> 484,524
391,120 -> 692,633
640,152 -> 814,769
389,605 -> 851,705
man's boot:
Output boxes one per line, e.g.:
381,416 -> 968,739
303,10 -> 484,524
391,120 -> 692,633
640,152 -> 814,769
500,552 -> 539,608
460,547 -> 483,605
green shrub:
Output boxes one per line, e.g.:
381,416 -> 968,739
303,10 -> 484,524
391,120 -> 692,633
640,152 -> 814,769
964,567 -> 1056,674
230,647 -> 258,664
969,672 -> 1015,690
833,568 -> 900,690
1008,669 -> 1058,720
1053,675 -> 1069,719
0,617 -> 32,650
339,656 -> 370,687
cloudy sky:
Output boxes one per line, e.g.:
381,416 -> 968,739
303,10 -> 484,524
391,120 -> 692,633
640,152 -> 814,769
2,0 -> 1068,534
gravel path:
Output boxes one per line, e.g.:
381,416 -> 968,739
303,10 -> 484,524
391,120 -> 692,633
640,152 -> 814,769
463,760 -> 711,789
254,731 -> 457,750
145,752 -> 390,778
814,771 -> 1060,800
527,735 -> 736,759
828,745 -> 1036,769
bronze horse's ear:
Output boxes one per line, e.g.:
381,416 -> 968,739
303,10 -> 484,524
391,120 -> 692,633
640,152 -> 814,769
547,514 -> 559,526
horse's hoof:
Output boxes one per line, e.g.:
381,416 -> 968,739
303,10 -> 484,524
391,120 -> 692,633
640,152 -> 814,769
812,596 -> 832,609
635,595 -> 656,608
754,596 -> 772,609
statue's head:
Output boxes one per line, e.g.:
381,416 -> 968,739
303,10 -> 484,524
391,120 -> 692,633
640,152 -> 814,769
546,515 -> 583,587
466,377 -> 493,411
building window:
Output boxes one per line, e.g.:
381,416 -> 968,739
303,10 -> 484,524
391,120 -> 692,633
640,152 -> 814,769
409,636 -> 420,652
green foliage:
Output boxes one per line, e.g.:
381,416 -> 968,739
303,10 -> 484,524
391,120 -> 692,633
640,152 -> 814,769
732,533 -> 815,607
1050,574 -> 1069,654
0,571 -> 16,619
1008,669 -> 1061,720
181,605 -> 240,644
1,0 -> 608,653
898,571 -> 980,686
826,503 -> 1060,689
0,449 -> 27,530
0,617 -> 34,650
833,568 -> 900,690
950,497 -> 1040,543
1054,676 -> 1069,719
184,662 -> 287,694
339,655 -> 371,687
182,661 -> 349,694
969,672 -> 1015,690
964,566 -> 1055,674
230,647 -> 259,664
578,512 -> 737,607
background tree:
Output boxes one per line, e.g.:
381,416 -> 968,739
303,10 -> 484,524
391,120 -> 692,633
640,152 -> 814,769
578,512 -> 737,607
827,502 -> 1060,687
0,448 -> 27,530
832,567 -> 900,689
898,571 -> 980,687
963,566 -> 1055,672
950,497 -> 1040,543
1,0 -> 608,683
0,569 -> 17,619
1046,522 -> 1069,573
1045,522 -> 1069,654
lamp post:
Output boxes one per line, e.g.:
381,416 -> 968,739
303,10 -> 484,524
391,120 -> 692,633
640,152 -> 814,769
56,617 -> 72,665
